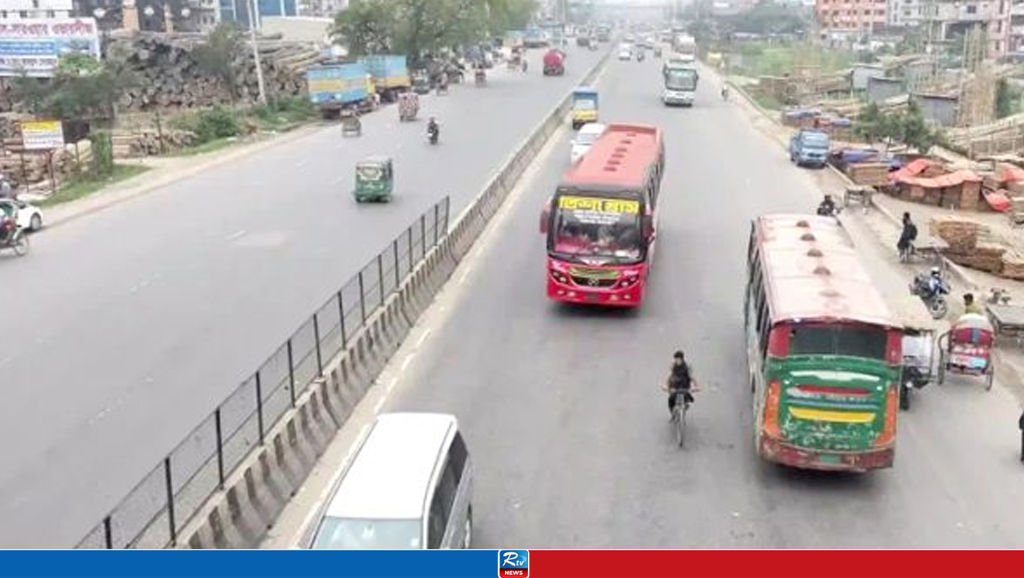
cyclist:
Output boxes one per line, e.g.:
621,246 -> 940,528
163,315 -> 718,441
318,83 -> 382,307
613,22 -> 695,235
662,350 -> 697,419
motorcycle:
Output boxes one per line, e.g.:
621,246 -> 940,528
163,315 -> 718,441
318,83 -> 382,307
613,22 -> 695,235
816,202 -> 841,217
636,51 -> 645,62
427,123 -> 439,145
0,219 -> 29,257
909,272 -> 950,319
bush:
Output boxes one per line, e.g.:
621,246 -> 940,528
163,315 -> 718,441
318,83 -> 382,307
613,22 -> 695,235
90,131 -> 114,177
195,106 -> 240,142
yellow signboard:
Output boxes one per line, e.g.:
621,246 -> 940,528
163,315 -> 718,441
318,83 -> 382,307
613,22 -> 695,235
558,196 -> 640,214
20,119 -> 64,150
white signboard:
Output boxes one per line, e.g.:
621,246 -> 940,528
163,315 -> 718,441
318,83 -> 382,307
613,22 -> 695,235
0,18 -> 101,78
20,120 -> 65,150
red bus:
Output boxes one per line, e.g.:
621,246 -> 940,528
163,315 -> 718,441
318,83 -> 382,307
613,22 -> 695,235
539,123 -> 665,306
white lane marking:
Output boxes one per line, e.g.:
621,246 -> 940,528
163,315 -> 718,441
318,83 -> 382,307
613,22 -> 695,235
384,376 -> 399,393
227,230 -> 246,241
415,328 -> 432,349
373,396 -> 387,412
400,355 -> 415,372
457,266 -> 473,286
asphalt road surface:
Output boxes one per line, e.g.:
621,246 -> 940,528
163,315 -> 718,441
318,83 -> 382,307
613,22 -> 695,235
0,46 -> 606,547
364,57 -> 1024,548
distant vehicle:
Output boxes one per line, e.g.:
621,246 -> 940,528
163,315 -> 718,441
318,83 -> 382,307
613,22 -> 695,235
618,43 -> 633,60
570,122 -> 607,163
539,123 -> 665,308
302,413 -> 473,549
789,128 -> 831,168
305,63 -> 372,120
0,198 -> 42,231
596,26 -> 611,42
543,49 -> 565,75
571,86 -> 599,129
663,66 -> 698,107
745,215 -> 903,472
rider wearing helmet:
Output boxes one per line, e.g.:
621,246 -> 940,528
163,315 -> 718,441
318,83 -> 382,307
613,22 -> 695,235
926,267 -> 943,298
663,350 -> 697,418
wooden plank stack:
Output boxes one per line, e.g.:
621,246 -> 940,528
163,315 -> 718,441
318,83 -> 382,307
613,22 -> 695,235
111,129 -> 197,158
845,162 -> 890,187
946,242 -> 1006,274
1001,248 -> 1024,279
0,137 -> 94,188
929,215 -> 987,252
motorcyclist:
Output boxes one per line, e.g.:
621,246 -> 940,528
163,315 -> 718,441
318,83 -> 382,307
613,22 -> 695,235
817,194 -> 838,217
898,212 -> 918,257
721,85 -> 729,100
661,350 -> 698,419
427,117 -> 439,143
922,267 -> 945,299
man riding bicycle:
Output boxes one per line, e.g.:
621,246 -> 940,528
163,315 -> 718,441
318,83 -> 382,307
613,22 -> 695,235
662,350 -> 697,418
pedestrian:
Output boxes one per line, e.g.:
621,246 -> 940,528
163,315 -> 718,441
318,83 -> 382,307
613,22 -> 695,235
0,175 -> 13,199
1019,407 -> 1024,463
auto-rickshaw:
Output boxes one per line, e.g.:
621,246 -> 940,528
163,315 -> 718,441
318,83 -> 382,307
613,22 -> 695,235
353,156 -> 394,203
398,92 -> 419,122
937,312 -> 996,390
570,86 -> 598,130
341,110 -> 361,137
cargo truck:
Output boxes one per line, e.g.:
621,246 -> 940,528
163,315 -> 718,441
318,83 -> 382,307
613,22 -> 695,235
524,26 -> 548,48
306,63 -> 372,120
357,55 -> 411,102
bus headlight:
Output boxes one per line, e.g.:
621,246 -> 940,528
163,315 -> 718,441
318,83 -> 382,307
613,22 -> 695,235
618,271 -> 640,288
551,270 -> 570,284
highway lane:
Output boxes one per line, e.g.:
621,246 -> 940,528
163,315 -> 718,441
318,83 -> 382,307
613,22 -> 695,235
0,46 -> 606,547
366,57 -> 1024,548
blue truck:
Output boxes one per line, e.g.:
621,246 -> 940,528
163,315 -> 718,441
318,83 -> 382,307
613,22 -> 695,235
306,63 -> 371,119
357,55 -> 411,102
789,128 -> 831,168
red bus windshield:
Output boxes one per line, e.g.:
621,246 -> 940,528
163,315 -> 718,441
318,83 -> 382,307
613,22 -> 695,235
548,195 -> 644,265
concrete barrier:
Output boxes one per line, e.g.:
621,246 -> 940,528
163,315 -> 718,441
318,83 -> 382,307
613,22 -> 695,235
176,45 -> 613,550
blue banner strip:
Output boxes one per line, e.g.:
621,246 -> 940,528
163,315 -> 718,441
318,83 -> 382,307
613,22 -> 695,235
0,551 -> 504,578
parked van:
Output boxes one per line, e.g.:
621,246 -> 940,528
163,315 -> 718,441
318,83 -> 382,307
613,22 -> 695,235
302,413 -> 473,549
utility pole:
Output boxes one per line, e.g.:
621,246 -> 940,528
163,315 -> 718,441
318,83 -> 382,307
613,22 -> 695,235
248,0 -> 268,104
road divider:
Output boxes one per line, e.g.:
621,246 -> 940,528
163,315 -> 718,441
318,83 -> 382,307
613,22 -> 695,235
146,46 -> 614,550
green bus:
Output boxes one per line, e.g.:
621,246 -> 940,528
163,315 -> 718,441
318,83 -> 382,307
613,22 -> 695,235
745,215 -> 903,472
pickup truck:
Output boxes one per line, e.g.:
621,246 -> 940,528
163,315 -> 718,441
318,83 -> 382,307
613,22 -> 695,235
789,129 -> 831,168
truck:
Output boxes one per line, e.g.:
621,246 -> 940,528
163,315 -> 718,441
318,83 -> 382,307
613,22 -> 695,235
305,63 -> 372,119
357,55 -> 411,102
543,49 -> 565,75
524,26 -> 548,48
672,34 -> 697,62
662,64 -> 698,107
789,128 -> 831,168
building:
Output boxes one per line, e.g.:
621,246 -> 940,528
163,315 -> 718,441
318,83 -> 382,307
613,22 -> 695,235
1,0 -> 74,20
816,0 -> 887,36
1006,0 -> 1024,52
922,0 -> 1012,57
887,0 -> 926,26
219,0 -> 298,27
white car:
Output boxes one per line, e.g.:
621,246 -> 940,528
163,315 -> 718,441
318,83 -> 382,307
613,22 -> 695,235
570,122 -> 607,164
618,44 -> 633,60
0,199 -> 43,231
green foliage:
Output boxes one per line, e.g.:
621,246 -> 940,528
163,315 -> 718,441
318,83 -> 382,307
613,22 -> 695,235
332,0 -> 537,58
727,2 -> 807,35
90,131 -> 114,177
9,53 -> 138,123
193,23 -> 243,101
996,79 -> 1016,119
171,106 -> 241,144
252,96 -> 316,126
854,101 -> 942,153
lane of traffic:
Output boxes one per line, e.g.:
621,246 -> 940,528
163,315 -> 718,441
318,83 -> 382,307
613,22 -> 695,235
0,47 -> 607,547
373,56 -> 1024,548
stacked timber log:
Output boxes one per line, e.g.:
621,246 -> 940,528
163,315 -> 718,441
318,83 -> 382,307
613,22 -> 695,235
0,137 -> 93,188
110,32 -> 324,111
1001,249 -> 1024,280
0,32 -> 325,114
930,215 -> 986,252
111,129 -> 197,157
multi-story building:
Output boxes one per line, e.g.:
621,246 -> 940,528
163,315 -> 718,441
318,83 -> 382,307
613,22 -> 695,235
219,0 -> 298,27
1,0 -> 74,20
1006,0 -> 1024,52
816,0 -> 888,37
923,0 -> 1012,57
888,0 -> 927,26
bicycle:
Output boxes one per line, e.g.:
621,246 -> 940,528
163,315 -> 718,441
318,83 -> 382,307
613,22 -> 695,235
663,383 -> 698,448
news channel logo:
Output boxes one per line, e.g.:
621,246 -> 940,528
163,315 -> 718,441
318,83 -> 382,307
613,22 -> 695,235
498,549 -> 529,578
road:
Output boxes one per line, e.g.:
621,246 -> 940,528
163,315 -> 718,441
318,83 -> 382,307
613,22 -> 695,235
278,57 -> 1024,548
0,47 -> 606,548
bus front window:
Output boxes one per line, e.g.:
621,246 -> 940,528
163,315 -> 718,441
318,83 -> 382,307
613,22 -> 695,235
788,324 -> 888,360
552,210 -> 643,263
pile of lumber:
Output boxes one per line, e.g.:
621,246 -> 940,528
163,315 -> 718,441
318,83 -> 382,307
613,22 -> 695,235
929,215 -> 987,252
1001,249 -> 1024,280
110,32 -> 324,111
845,162 -> 890,187
947,242 -> 1006,274
0,137 -> 93,188
111,129 -> 197,157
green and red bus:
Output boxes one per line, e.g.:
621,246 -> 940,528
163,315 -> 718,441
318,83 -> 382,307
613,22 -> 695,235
539,123 -> 665,307
745,214 -> 903,471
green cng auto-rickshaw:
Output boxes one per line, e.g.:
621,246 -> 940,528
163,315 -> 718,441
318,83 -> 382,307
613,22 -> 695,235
353,156 -> 394,203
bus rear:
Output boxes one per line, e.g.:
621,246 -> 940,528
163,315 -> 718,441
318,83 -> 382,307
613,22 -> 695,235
759,320 -> 902,471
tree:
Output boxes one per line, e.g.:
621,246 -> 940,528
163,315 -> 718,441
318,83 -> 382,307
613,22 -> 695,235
332,0 -> 395,56
193,23 -> 243,101
854,101 -> 942,153
484,0 -> 537,36
9,52 -> 138,123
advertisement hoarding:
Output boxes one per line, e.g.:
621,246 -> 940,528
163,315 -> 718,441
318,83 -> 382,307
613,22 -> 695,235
0,18 -> 101,78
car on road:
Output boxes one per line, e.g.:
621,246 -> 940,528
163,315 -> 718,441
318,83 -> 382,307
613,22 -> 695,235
618,43 -> 633,60
570,122 -> 607,163
0,199 -> 43,231
302,413 -> 473,550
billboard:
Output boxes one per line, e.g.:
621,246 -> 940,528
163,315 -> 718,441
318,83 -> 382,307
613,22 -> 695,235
0,18 -> 101,78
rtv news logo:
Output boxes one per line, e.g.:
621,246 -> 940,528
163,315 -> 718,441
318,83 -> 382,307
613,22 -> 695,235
498,549 -> 529,578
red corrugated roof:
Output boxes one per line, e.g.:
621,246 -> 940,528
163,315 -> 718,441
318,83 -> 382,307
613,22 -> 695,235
755,215 -> 899,328
562,123 -> 662,189
889,158 -> 939,182
998,163 -> 1024,183
895,169 -> 981,188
